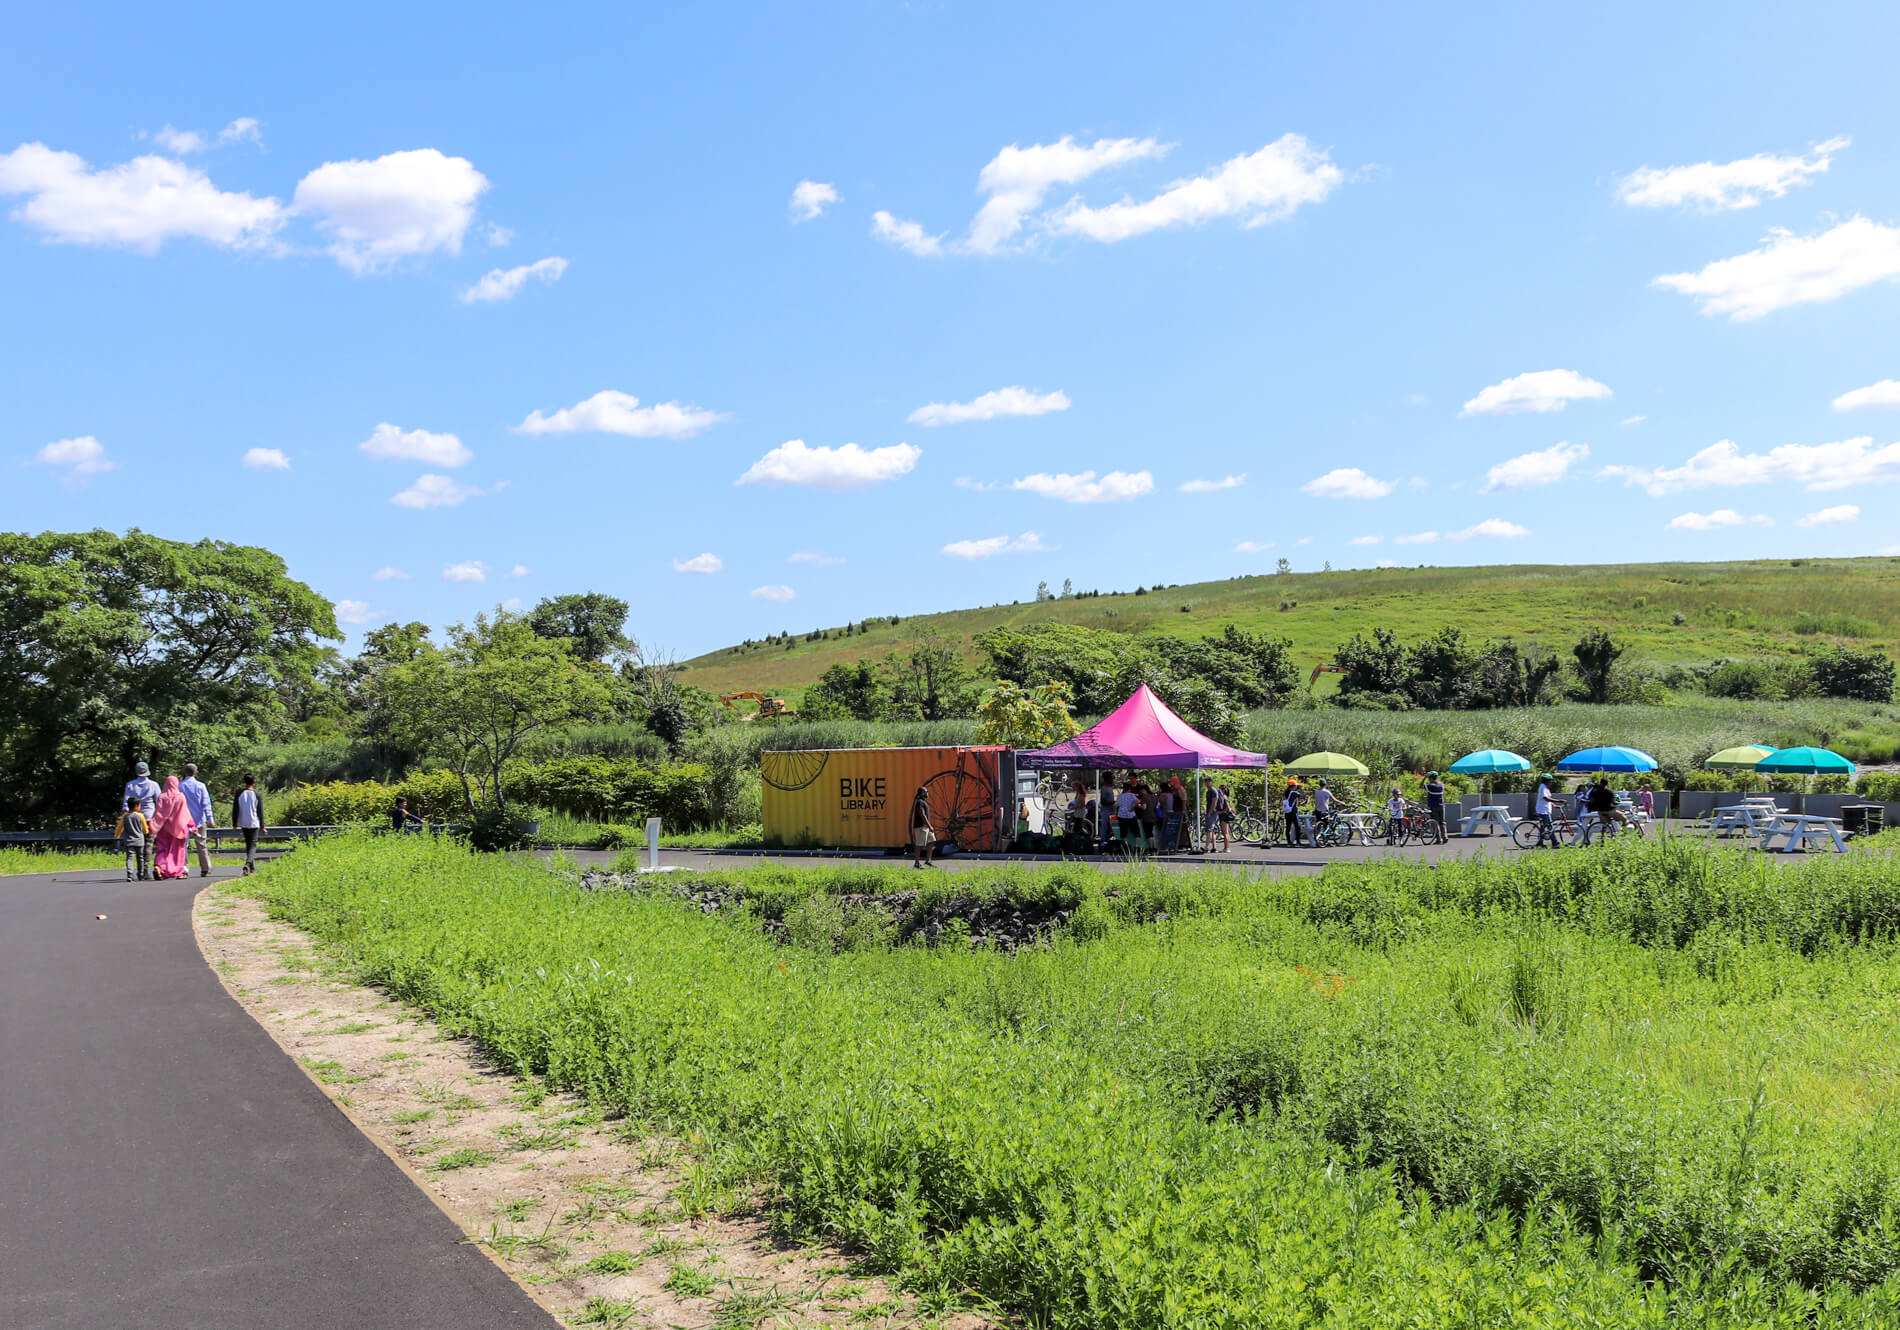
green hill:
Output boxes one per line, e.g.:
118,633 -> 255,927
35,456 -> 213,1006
681,557 -> 1900,700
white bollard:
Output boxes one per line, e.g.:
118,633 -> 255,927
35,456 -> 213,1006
646,817 -> 661,871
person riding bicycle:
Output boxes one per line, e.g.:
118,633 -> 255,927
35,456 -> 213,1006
1532,774 -> 1557,848
1583,778 -> 1622,841
1282,778 -> 1306,846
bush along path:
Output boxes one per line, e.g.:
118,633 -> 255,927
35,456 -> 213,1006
195,885 -> 986,1330
241,834 -> 1900,1326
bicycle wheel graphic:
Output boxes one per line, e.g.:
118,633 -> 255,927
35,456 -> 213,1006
762,750 -> 830,792
923,759 -> 997,851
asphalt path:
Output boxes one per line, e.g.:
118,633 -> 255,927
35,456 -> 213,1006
0,867 -> 553,1330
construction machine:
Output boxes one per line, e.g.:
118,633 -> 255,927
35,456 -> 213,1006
720,690 -> 795,720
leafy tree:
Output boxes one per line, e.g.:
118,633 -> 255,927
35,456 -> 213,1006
1572,630 -> 1624,704
1473,640 -> 1564,708
0,529 -> 337,827
1276,558 -> 1292,575
1333,628 -> 1410,702
1035,580 -> 1053,602
378,609 -> 612,808
882,629 -> 979,720
803,661 -> 887,720
975,679 -> 1082,748
1060,578 -> 1074,599
527,592 -> 630,663
1808,644 -> 1897,702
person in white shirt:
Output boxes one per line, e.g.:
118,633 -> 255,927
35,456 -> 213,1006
231,775 -> 265,874
1383,787 -> 1406,842
1533,774 -> 1556,848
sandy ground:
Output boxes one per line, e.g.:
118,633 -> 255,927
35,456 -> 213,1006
193,887 -> 994,1330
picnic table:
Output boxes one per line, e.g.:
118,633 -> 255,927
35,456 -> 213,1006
1460,806 -> 1514,837
1709,804 -> 1779,836
1758,813 -> 1847,854
1337,811 -> 1379,845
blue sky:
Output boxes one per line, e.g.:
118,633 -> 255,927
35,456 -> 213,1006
6,2 -> 1900,657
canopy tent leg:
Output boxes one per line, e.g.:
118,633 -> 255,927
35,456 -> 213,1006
1195,771 -> 1202,852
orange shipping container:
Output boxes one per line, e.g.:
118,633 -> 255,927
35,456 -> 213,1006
760,746 -> 1011,851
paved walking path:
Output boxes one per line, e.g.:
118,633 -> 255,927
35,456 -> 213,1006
0,867 -> 553,1330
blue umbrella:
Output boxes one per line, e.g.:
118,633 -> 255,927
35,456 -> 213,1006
1449,749 -> 1532,774
1556,745 -> 1658,773
1754,746 -> 1855,776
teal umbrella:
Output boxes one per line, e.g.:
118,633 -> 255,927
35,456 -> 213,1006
1449,749 -> 1532,775
1754,746 -> 1855,776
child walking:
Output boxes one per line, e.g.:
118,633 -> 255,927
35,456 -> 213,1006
117,796 -> 151,881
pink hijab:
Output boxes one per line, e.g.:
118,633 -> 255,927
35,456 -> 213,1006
150,776 -> 196,839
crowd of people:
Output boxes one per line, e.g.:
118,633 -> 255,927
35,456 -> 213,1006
116,761 -> 265,880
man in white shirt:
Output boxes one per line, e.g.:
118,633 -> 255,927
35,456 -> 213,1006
231,774 -> 264,874
178,763 -> 216,878
1533,775 -> 1556,848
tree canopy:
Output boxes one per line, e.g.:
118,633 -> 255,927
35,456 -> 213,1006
0,529 -> 337,826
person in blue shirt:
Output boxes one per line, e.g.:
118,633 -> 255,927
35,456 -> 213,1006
122,761 -> 160,821
178,763 -> 216,878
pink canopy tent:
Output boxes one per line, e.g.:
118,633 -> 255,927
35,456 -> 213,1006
1016,685 -> 1272,770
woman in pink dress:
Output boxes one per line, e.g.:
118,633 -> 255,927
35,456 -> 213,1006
149,776 -> 197,880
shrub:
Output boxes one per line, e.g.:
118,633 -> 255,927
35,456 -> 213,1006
1810,644 -> 1897,702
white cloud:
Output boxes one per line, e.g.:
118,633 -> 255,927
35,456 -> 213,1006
292,148 -> 488,274
371,566 -> 409,581
1395,531 -> 1438,545
1234,540 -> 1273,553
953,476 -> 998,491
1622,415 -> 1647,426
672,552 -> 722,575
1798,504 -> 1859,527
1654,218 -> 1900,321
789,180 -> 837,223
360,422 -> 472,468
1296,536 -> 1312,546
334,598 -> 371,625
443,560 -> 487,582
966,136 -> 1168,253
1482,441 -> 1588,492
787,551 -> 844,566
1667,509 -> 1770,531
460,256 -> 567,304
1048,133 -> 1343,244
1834,380 -> 1900,411
149,118 -> 263,155
1302,467 -> 1393,500
941,532 -> 1049,560
242,447 -> 290,470
871,211 -> 944,257
502,597 -> 523,611
751,584 -> 796,601
1461,369 -> 1612,416
736,439 -> 921,490
483,222 -> 513,247
1180,473 -> 1246,493
1375,559 -> 1400,568
1010,470 -> 1152,504
0,142 -> 284,251
1347,534 -> 1381,546
1448,519 -> 1531,540
514,389 -> 726,439
505,564 -> 532,577
392,474 -> 494,509
1602,437 -> 1900,494
1616,137 -> 1848,212
908,386 -> 1070,427
33,435 -> 115,477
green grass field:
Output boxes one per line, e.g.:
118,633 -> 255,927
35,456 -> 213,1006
681,556 -> 1900,697
245,834 -> 1900,1325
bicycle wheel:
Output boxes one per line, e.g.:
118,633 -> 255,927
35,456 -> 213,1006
1244,815 -> 1270,844
1511,819 -> 1543,850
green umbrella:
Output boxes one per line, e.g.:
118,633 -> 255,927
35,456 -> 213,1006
1705,744 -> 1776,771
1283,751 -> 1370,776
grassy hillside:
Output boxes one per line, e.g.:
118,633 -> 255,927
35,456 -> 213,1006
682,556 -> 1900,698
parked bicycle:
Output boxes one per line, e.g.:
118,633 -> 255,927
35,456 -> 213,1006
1511,798 -> 1577,849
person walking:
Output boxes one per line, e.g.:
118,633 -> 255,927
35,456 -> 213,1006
910,784 -> 935,868
148,776 -> 197,880
123,761 -> 160,822
179,762 -> 215,878
116,796 -> 151,881
1206,781 -> 1232,853
231,775 -> 265,875
1424,770 -> 1448,843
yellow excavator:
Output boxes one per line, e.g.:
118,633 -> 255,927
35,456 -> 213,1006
720,690 -> 795,721
1308,662 -> 1345,688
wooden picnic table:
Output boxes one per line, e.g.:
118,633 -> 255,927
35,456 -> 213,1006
1758,813 -> 1847,854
